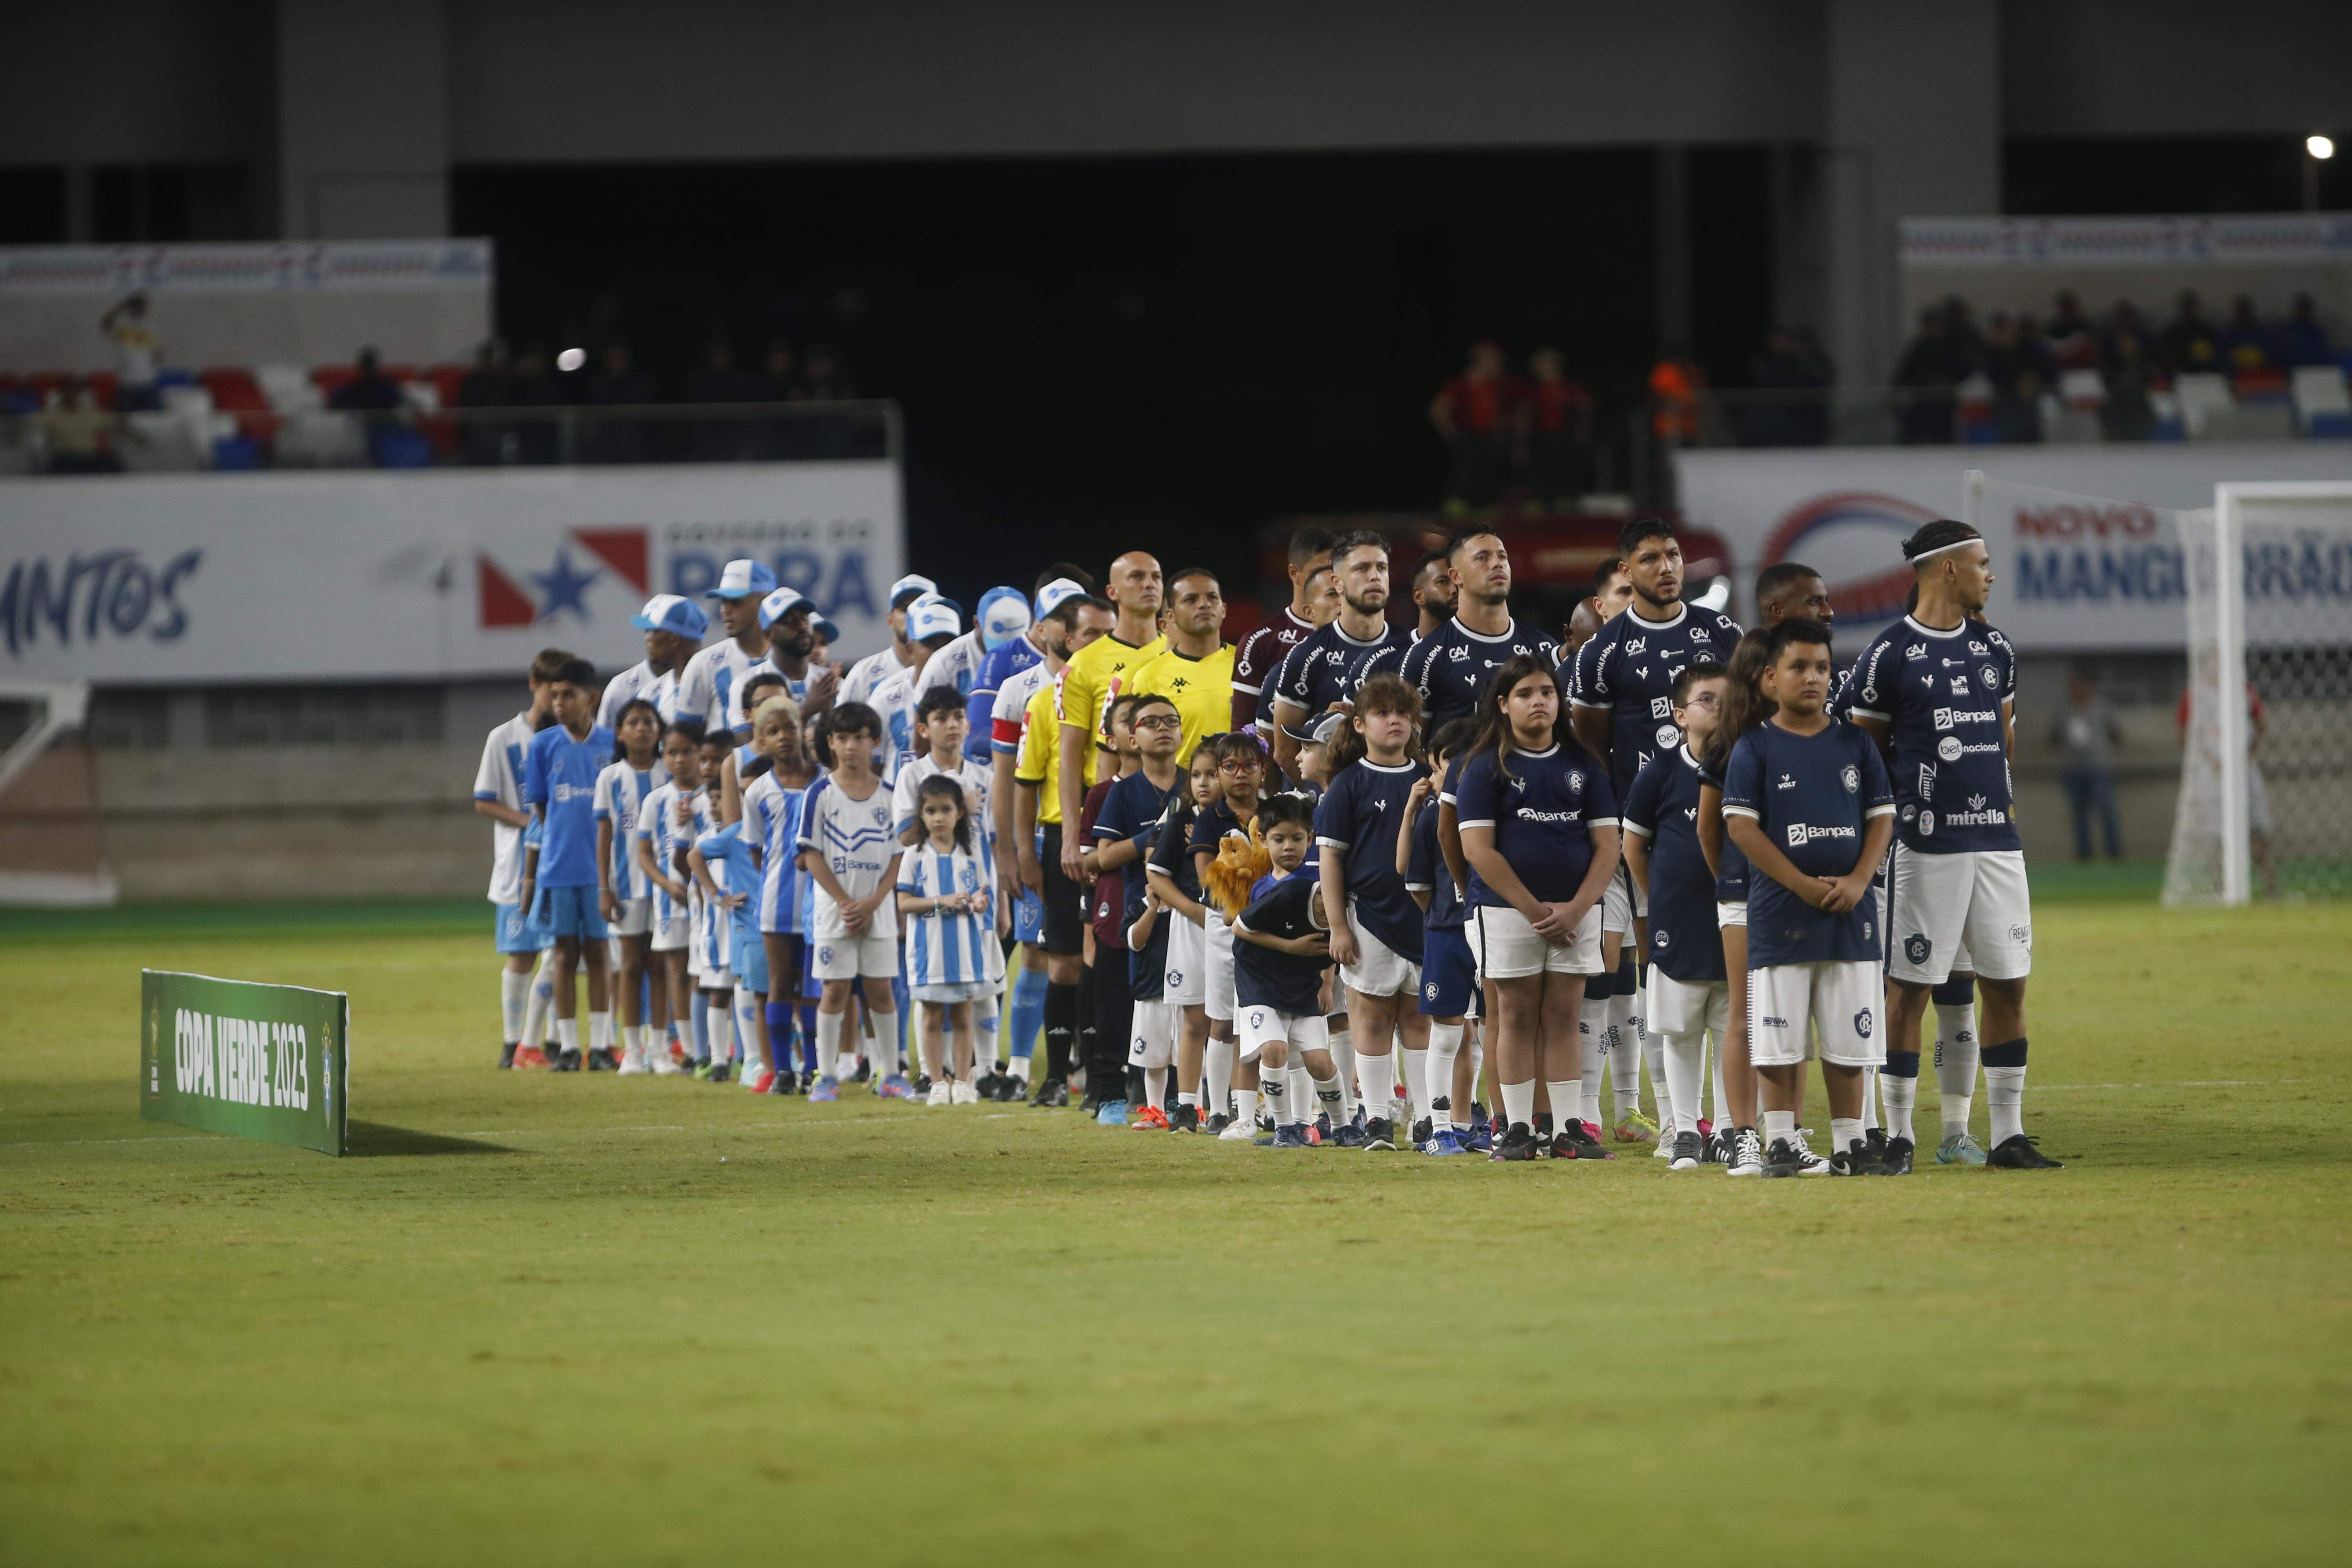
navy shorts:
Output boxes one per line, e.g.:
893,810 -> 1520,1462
1418,926 -> 1477,1019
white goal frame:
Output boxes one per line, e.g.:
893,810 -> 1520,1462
2210,482 -> 2352,905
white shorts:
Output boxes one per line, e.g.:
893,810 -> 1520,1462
1164,910 -> 1207,1007
1127,998 -> 1177,1068
1203,910 -> 1237,1024
911,980 -> 988,1004
696,966 -> 732,992
1745,960 -> 1882,1068
1648,968 -> 1730,1039
1715,899 -> 1747,929
608,895 -> 650,939
1468,901 -> 1603,981
1602,859 -> 1647,933
1886,846 -> 2031,985
1340,904 -> 1422,998
813,929 -> 900,981
650,901 -> 691,952
1236,1004 -> 1326,1067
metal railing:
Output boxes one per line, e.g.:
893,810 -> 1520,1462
0,398 -> 902,476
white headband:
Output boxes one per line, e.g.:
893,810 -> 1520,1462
1910,536 -> 1978,564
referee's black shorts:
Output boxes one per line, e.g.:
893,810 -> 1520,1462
1039,822 -> 1085,956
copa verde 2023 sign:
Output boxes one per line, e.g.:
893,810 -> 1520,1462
140,970 -> 349,1156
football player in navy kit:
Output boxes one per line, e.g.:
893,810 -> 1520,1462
1840,519 -> 2059,1170
1231,527 -> 1335,737
1269,531 -> 1413,784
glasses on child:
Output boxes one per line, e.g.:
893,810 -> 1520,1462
1679,691 -> 1720,710
1132,714 -> 1181,731
1217,755 -> 1263,773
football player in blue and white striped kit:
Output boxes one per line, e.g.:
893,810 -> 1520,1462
743,696 -> 818,1093
600,593 -> 706,731
632,725 -> 704,1077
594,698 -> 665,1074
897,774 -> 1002,1104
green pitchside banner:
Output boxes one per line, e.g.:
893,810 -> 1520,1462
139,970 -> 348,1156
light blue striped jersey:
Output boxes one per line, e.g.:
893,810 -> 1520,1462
897,843 -> 1002,987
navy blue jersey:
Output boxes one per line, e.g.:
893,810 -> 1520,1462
1622,746 -> 1725,984
1187,797 -> 1255,866
1093,769 -> 1183,1000
1451,741 -> 1618,908
1403,798 -> 1463,932
1312,758 -> 1428,959
1270,621 -> 1413,720
1695,752 -> 1750,902
1397,616 -> 1561,735
1344,635 -> 1410,695
1720,720 -> 1894,968
1148,799 -> 1203,904
1233,871 -> 1330,1016
1570,603 -> 1744,799
1836,614 -> 2019,855
523,722 -> 617,887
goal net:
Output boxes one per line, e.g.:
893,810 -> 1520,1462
0,679 -> 118,907
2164,483 -> 2352,905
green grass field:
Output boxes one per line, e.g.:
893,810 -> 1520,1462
5,885 -> 2348,1565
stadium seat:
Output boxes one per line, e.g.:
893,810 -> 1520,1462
2290,366 -> 2351,438
210,434 -> 264,470
401,379 -> 441,415
2058,368 -> 2106,411
2232,367 -> 2289,403
424,363 -> 470,408
368,426 -> 436,469
311,364 -> 359,400
257,365 -> 323,414
118,412 -> 205,471
2174,373 -> 2234,439
2148,390 -> 2186,441
274,411 -> 367,468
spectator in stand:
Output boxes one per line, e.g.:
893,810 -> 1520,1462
456,341 -> 513,466
2101,333 -> 2158,442
585,341 -> 655,463
755,338 -> 803,458
1429,340 -> 1514,510
1746,325 -> 1832,446
1892,308 -> 1961,443
687,339 -> 756,459
2218,295 -> 2274,377
2051,671 -> 2124,862
2043,289 -> 2102,369
1517,346 -> 1595,503
2162,290 -> 2220,375
99,294 -> 162,411
2276,293 -> 2334,367
2103,299 -> 2156,369
509,344 -> 561,465
331,348 -> 406,414
40,374 -> 121,474
796,343 -> 862,457
2012,313 -> 2058,385
1991,366 -> 2045,444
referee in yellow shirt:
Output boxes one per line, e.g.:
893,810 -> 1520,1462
1122,568 -> 1232,765
1056,551 -> 1165,877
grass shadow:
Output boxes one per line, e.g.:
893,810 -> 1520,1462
346,1121 -> 518,1158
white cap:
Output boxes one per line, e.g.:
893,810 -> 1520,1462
707,558 -> 778,600
758,586 -> 814,630
906,595 -> 960,642
979,588 -> 1031,649
888,573 -> 939,609
1034,577 -> 1086,618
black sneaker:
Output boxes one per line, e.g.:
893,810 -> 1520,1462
915,1073 -> 934,1098
1033,1081 -> 1069,1109
1668,1130 -> 1704,1170
1761,1137 -> 1808,1178
1551,1120 -> 1612,1160
1987,1134 -> 2065,1169
1167,1102 -> 1200,1134
553,1047 -> 583,1073
1468,1101 -> 1490,1137
1328,1120 -> 1368,1148
1830,1137 -> 1885,1176
1409,1115 -> 1433,1147
1079,1094 -> 1104,1117
853,1058 -> 872,1083
1882,1135 -> 1915,1175
1534,1112 -> 1555,1142
1314,1112 -> 1334,1144
994,1074 -> 1026,1103
1865,1126 -> 1890,1163
1490,1122 -> 1543,1162
706,1061 -> 731,1085
587,1047 -> 620,1072
1362,1116 -> 1396,1151
499,1041 -> 519,1070
766,1069 -> 791,1095
1203,1111 -> 1232,1136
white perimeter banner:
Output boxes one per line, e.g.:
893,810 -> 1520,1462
1675,443 -> 2352,649
0,462 -> 903,684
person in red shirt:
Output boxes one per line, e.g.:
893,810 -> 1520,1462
1518,347 -> 1595,505
1429,341 -> 1515,510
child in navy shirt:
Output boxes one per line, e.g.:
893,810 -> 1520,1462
1401,719 -> 1482,1153
1230,794 -> 1337,1147
1720,619 -> 1895,1178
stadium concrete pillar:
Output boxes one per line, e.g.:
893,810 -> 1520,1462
1821,0 -> 1999,414
275,1 -> 452,240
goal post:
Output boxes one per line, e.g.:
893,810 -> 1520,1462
2166,482 -> 2352,906
0,678 -> 118,908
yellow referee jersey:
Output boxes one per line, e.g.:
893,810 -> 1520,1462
1122,643 -> 1234,765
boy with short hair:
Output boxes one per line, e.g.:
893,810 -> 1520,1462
474,647 -> 567,1068
1622,660 -> 1730,1169
798,701 -> 906,1101
1720,621 -> 1896,1177
1231,794 -> 1339,1147
519,658 -> 617,1072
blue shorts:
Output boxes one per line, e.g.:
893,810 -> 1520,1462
734,927 -> 770,995
495,900 -> 553,955
532,884 -> 611,941
1419,926 -> 1476,1019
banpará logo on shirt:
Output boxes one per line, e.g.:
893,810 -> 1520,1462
1650,696 -> 1673,719
1517,808 -> 1587,824
1932,706 -> 1998,730
1785,822 -> 1857,847
552,782 -> 595,803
